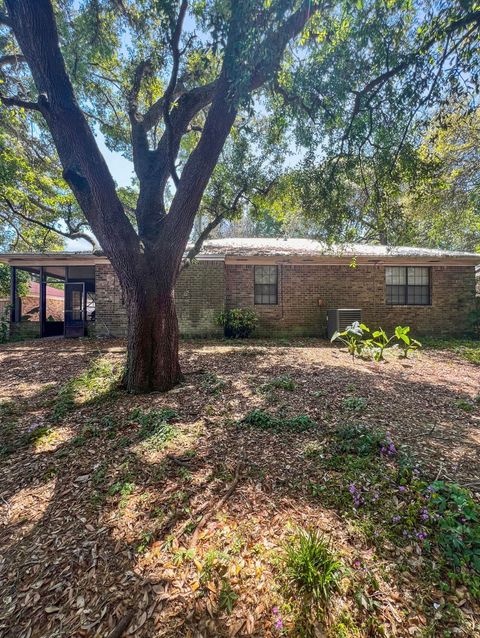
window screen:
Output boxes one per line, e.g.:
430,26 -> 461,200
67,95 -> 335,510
385,267 -> 430,305
254,265 -> 278,305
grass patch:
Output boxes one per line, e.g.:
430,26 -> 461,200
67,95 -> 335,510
241,409 -> 316,431
423,338 -> 480,365
261,375 -> 296,392
129,407 -> 178,449
51,357 -> 121,421
282,528 -> 342,628
342,396 -> 367,412
200,372 -> 226,395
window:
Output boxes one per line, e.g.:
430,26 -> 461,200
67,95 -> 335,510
254,265 -> 278,305
385,266 -> 430,305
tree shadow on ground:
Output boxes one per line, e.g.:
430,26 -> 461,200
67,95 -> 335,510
0,338 -> 479,637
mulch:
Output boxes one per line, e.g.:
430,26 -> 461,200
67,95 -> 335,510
0,337 -> 479,637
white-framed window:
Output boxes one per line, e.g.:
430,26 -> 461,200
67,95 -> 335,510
254,265 -> 278,305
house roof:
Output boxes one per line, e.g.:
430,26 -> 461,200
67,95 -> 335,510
29,281 -> 64,299
200,238 -> 480,260
0,238 -> 478,265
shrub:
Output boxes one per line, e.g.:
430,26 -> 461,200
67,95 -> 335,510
0,304 -> 10,344
216,308 -> 258,338
283,528 -> 342,617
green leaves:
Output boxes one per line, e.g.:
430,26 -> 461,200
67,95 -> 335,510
331,323 -> 422,361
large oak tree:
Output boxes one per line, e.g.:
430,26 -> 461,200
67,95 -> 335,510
1,0 -> 479,392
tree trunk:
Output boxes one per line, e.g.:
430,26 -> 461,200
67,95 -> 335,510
123,270 -> 182,393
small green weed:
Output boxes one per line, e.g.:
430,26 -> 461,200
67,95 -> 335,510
136,531 -> 154,554
334,423 -> 390,456
342,396 -> 367,412
201,372 -> 226,395
261,375 -> 296,392
129,408 -> 178,448
241,410 -> 315,431
453,398 -> 475,412
283,528 -> 342,620
219,578 -> 238,613
51,358 -> 120,421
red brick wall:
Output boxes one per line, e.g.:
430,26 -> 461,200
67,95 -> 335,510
95,261 -> 225,337
225,263 -> 477,337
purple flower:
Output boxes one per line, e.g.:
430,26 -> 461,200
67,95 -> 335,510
420,509 -> 429,522
272,607 -> 279,615
353,560 -> 361,568
392,515 -> 401,524
416,532 -> 428,541
398,486 -> 406,493
349,483 -> 357,495
275,617 -> 283,630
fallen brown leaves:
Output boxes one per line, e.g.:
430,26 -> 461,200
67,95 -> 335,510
0,337 -> 479,637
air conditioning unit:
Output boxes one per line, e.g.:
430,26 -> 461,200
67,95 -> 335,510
327,308 -> 362,339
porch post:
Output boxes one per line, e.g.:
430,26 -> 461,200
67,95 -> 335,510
39,266 -> 46,337
10,266 -> 19,322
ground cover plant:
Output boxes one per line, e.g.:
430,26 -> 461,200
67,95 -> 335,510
0,337 -> 479,637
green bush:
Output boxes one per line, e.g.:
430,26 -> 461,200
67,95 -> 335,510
283,528 -> 342,617
0,304 -> 10,344
216,308 -> 258,338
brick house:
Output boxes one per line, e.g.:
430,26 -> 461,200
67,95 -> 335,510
1,238 -> 478,339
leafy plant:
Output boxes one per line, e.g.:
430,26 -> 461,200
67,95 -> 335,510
216,308 -> 258,338
335,423 -> 390,457
283,528 -> 342,617
342,396 -> 367,412
394,326 -> 422,358
330,322 -> 369,360
426,481 -> 480,592
261,375 -> 296,392
365,328 -> 395,362
218,578 -> 238,613
0,304 -> 10,344
241,409 -> 315,431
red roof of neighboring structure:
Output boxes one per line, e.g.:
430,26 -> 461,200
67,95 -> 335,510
28,281 -> 64,299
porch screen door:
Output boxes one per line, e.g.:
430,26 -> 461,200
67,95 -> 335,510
64,282 -> 85,338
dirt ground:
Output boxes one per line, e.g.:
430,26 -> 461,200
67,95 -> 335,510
0,337 -> 479,637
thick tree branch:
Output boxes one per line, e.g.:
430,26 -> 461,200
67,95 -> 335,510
0,53 -> 26,67
0,11 -> 11,27
3,198 -> 100,250
0,93 -> 41,110
163,0 -> 188,186
181,214 -> 224,272
5,0 -> 139,272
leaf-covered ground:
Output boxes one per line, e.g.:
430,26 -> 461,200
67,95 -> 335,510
0,338 -> 479,637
